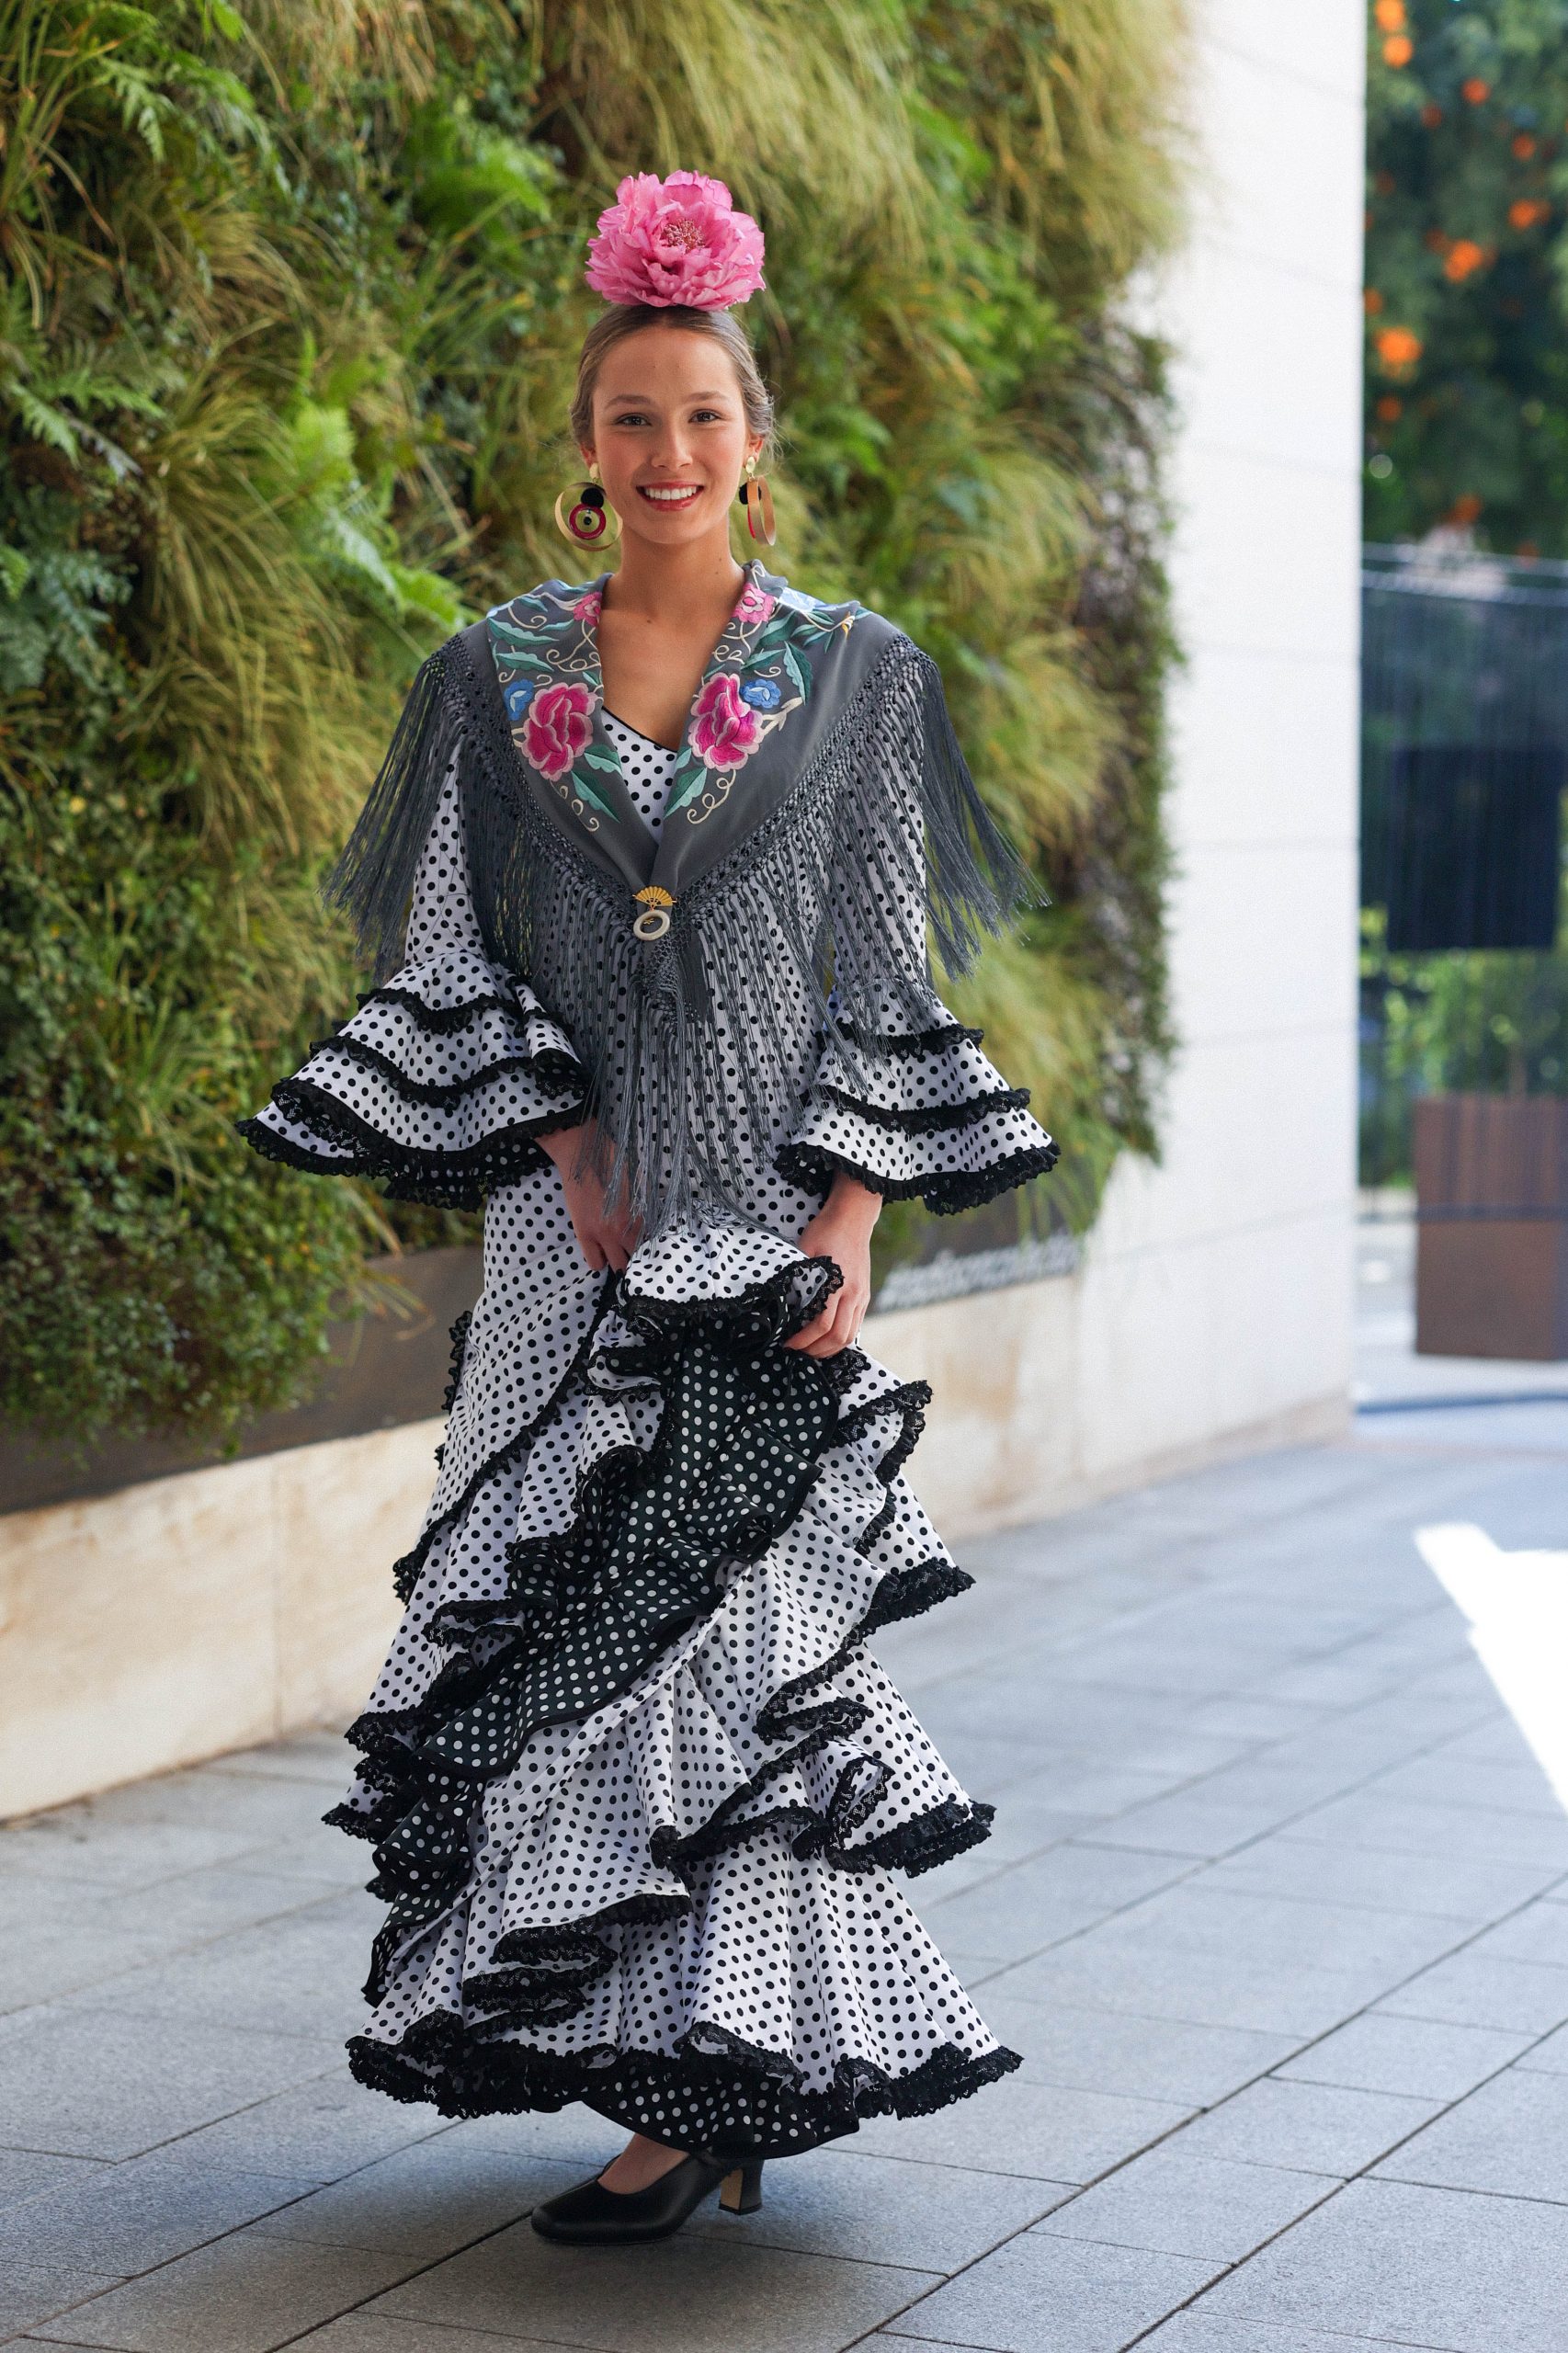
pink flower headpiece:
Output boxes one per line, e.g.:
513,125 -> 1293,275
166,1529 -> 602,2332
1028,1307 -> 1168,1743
585,171 -> 765,311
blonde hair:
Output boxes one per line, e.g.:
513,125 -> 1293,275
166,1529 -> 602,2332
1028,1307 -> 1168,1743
569,304 -> 778,465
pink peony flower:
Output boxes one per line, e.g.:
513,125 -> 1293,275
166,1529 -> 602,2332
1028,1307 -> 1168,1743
734,581 -> 777,626
585,171 -> 766,311
574,589 -> 603,625
524,681 -> 595,779
690,673 -> 762,768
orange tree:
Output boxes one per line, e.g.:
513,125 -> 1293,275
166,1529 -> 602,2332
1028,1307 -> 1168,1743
1366,0 -> 1568,551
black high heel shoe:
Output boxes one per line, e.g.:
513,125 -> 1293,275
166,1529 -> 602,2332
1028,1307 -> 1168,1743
530,2151 -> 765,2245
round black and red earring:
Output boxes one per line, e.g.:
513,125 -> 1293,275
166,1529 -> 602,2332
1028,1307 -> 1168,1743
555,461 -> 620,548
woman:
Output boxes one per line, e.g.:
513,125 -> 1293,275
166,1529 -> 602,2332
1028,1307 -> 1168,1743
240,170 -> 1057,2245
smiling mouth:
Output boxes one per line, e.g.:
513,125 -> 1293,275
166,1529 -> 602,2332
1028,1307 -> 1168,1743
637,483 -> 703,507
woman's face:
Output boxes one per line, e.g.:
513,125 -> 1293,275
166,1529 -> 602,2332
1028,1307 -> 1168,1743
585,325 -> 761,552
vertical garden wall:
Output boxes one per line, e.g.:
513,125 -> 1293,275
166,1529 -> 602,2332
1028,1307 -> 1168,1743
0,0 -> 1186,1448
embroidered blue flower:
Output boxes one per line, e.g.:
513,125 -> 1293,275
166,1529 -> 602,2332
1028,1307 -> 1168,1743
738,674 -> 782,710
504,678 -> 537,722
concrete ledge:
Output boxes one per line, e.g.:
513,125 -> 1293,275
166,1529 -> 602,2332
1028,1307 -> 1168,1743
0,1420 -> 430,1819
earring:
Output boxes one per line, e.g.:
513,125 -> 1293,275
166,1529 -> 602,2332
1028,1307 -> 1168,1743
555,461 -> 620,548
736,455 -> 776,547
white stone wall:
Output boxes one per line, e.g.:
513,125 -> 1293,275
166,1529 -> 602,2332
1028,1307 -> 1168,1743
876,4 -> 1366,1525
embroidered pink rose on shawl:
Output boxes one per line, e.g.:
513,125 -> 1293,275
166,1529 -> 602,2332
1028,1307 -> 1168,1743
690,673 -> 762,769
524,681 -> 595,780
573,590 -> 603,625
734,580 -> 777,626
585,173 -> 766,310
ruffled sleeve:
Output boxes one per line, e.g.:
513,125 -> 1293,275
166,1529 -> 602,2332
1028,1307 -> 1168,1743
776,981 -> 1058,1216
776,645 -> 1058,1216
237,756 -> 589,1210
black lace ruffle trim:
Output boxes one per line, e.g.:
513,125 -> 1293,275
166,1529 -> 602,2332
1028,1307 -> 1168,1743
302,1030 -> 585,1112
359,982 -> 528,1033
809,1079 -> 1034,1136
829,1013 -> 987,1056
776,1137 -> 1061,1217
345,2012 -> 1022,2157
236,1078 -> 587,1211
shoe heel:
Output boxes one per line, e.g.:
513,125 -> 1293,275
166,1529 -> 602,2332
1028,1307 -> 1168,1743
718,2159 -> 764,2214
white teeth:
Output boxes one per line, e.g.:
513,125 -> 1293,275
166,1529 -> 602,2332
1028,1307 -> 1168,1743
642,485 -> 701,503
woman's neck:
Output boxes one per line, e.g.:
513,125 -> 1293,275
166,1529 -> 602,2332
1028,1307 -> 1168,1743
600,529 -> 747,623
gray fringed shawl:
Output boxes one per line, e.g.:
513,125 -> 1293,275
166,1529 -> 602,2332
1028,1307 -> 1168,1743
323,560 -> 1041,1238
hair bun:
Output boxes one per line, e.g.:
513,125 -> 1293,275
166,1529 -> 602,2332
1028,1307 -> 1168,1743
585,171 -> 766,310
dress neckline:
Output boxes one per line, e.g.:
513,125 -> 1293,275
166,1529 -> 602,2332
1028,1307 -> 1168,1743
603,707 -> 680,756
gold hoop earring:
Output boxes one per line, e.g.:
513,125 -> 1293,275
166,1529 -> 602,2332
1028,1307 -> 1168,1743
555,460 -> 620,549
736,455 -> 776,548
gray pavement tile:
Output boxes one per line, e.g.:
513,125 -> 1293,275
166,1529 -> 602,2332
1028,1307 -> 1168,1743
375,2215 -> 942,2351
1135,2318 -> 1442,2350
976,1996 -> 1294,2107
684,2146 -> 1071,2270
1276,2012 -> 1533,2101
437,2107 -> 668,2168
999,1762 -> 1190,1818
1284,1791 -> 1568,1869
1195,1832 -> 1562,1924
987,1882 -> 1463,2040
1373,2063 -> 1568,2203
163,2069 -> 449,2183
228,1829 -> 372,1890
1373,1947 -> 1568,2034
250,2141 -> 581,2257
1085,1783 -> 1367,1864
1174,1698 -> 1330,1745
202,1735 -> 352,1788
26,2223 -> 417,2352
886,2232 -> 1221,2351
839,2071 -> 1190,2182
0,1869 -> 346,2014
1516,2020 -> 1568,2073
1032,2148 -> 1337,2264
289,2323 -> 595,2353
1062,1882 -> 1464,1984
0,1925 -> 167,2016
920,1842 -> 1197,1962
1362,1753 -> 1567,1819
0,2261 -> 125,2341
0,2148 -> 314,2275
0,2007 -> 343,2160
1433,1716 -> 1548,1768
0,1814 -> 267,1890
1163,2076 -> 1441,2178
0,2150 -> 108,2215
54,1892 -> 378,2044
56,1770 -> 338,1841
1460,1900 -> 1568,1968
1195,2175 -> 1568,2350
986,1938 -> 1390,2042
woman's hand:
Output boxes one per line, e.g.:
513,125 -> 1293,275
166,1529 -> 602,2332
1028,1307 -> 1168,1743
785,1171 -> 882,1358
540,1120 -> 642,1273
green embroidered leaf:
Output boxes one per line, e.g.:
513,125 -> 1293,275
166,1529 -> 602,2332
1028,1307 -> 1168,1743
665,758 -> 711,814
570,770 -> 619,817
580,746 -> 620,773
782,644 -> 810,699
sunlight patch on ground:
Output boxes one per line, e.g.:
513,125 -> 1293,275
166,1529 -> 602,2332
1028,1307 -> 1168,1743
1416,1521 -> 1568,1811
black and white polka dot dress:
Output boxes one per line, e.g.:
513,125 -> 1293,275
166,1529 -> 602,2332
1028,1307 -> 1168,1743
241,697 -> 1057,2162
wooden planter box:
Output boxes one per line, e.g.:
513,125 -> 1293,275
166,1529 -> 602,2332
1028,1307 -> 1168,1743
1414,1094 -> 1568,1360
